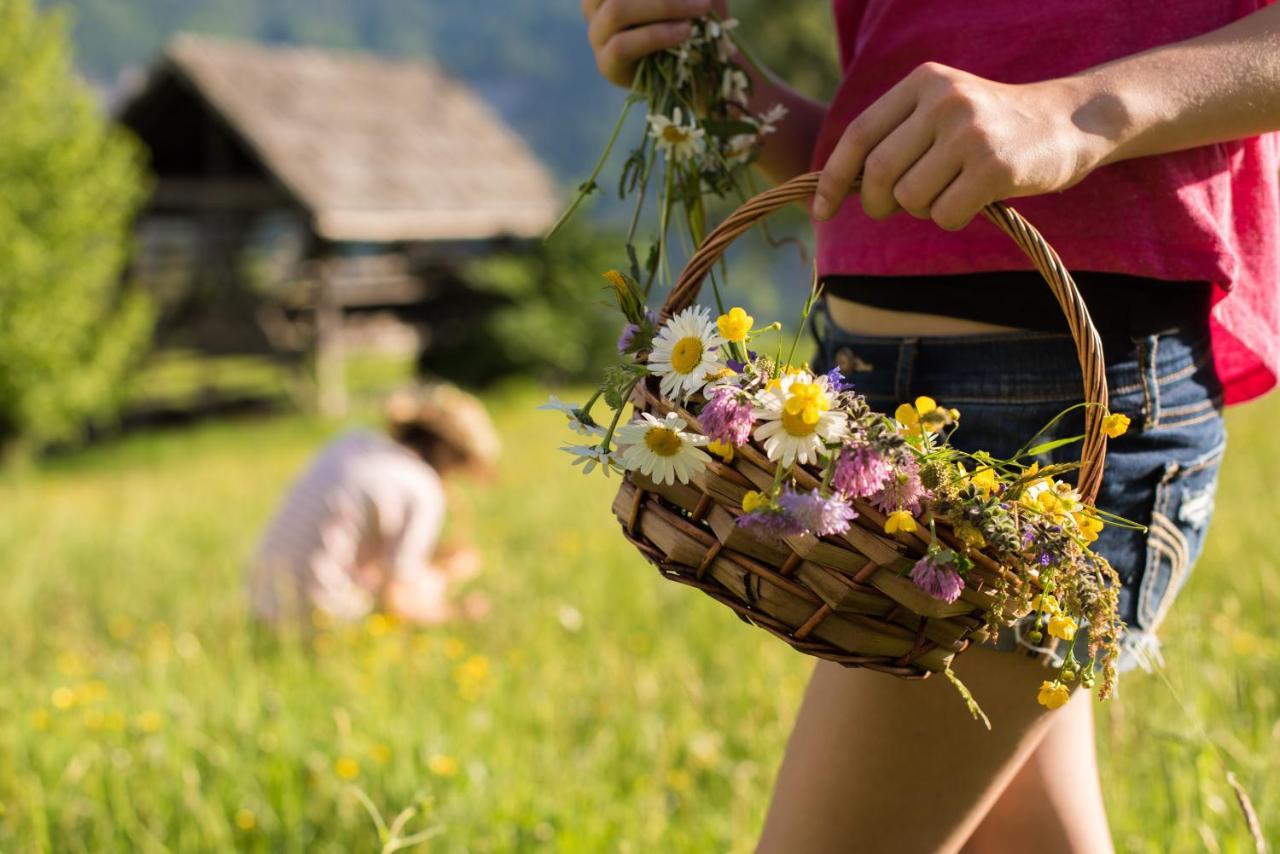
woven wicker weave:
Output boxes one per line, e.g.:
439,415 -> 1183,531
613,171 -> 1110,678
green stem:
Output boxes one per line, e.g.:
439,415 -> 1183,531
598,377 -> 642,453
545,91 -> 642,241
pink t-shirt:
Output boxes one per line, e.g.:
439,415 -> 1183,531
814,0 -> 1279,404
250,430 -> 445,620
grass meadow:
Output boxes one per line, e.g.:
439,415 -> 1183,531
0,379 -> 1276,851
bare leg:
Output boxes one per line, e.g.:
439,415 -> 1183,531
756,647 -> 1084,854
961,690 -> 1113,854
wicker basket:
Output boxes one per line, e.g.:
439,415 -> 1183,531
613,171 -> 1111,678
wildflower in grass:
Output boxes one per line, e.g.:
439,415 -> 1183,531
700,385 -> 755,446
366,613 -> 393,637
1048,613 -> 1079,641
1037,679 -> 1072,709
235,808 -> 257,831
647,108 -> 706,163
909,554 -> 965,604
335,756 -> 359,780
136,711 -> 164,733
716,306 -> 753,343
444,637 -> 467,660
29,709 -> 49,731
370,743 -> 392,764
1102,412 -> 1131,438
833,443 -> 892,498
883,509 -> 917,536
871,454 -> 928,515
753,371 -> 847,466
51,686 -> 75,710
428,754 -> 459,777
616,412 -> 711,486
559,444 -> 618,477
649,306 -> 725,398
777,487 -> 857,537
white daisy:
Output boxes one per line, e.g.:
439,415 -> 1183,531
647,108 -> 706,164
752,371 -> 848,467
706,17 -> 740,61
539,394 -> 603,437
755,103 -> 788,136
721,68 -> 750,106
560,443 -> 618,476
648,305 -> 725,400
724,133 -> 759,166
615,412 -> 710,486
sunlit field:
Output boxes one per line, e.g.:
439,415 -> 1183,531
0,382 -> 1276,851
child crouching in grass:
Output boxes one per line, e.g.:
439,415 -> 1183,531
248,383 -> 498,626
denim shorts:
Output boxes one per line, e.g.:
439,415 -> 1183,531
810,303 -> 1227,674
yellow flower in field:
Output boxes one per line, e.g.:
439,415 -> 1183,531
235,808 -> 257,831
716,307 -> 754,343
29,709 -> 50,731
1037,680 -> 1072,709
443,638 -> 466,660
369,743 -> 392,764
1102,412 -> 1130,438
1033,593 -> 1061,615
428,754 -> 459,777
1047,613 -> 1079,641
366,613 -> 393,637
136,711 -> 164,733
1074,511 -> 1104,544
742,490 -> 768,513
706,438 -> 735,462
51,687 -> 75,711
335,756 -> 360,780
884,510 -> 917,535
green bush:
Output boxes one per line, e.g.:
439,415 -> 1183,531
0,0 -> 150,453
422,221 -> 624,387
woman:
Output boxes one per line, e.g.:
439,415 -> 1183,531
582,1 -> 1279,850
249,383 -> 498,626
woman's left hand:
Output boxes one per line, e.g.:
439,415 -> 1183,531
812,62 -> 1114,230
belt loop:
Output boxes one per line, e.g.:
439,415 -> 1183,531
1136,334 -> 1160,429
895,338 -> 918,402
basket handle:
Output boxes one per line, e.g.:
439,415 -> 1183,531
660,171 -> 1110,505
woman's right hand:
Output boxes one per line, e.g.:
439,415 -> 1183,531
582,0 -> 723,88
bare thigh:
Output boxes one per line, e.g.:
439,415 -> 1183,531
756,647 -> 1075,854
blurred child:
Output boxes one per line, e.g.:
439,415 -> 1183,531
249,383 -> 499,626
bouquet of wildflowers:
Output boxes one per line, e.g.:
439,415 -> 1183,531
548,15 -> 785,302
543,269 -> 1138,709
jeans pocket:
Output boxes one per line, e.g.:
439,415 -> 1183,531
1135,438 -> 1226,631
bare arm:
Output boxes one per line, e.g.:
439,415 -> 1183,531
582,0 -> 828,184
813,4 -> 1280,229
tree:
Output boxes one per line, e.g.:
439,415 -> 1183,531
0,0 -> 150,452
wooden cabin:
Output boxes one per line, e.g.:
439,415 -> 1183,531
118,34 -> 558,414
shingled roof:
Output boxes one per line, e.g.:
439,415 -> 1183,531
122,33 -> 559,242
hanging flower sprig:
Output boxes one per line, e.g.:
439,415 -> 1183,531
545,15 -> 786,307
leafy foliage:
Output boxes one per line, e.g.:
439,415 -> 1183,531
420,225 -> 624,387
0,0 -> 150,452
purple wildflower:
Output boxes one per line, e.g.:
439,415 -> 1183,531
825,366 -> 853,392
736,507 -> 806,538
910,555 -> 965,603
777,487 -> 857,537
726,350 -> 758,373
871,453 -> 929,515
700,386 -> 755,446
833,444 -> 893,499
616,323 -> 640,353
